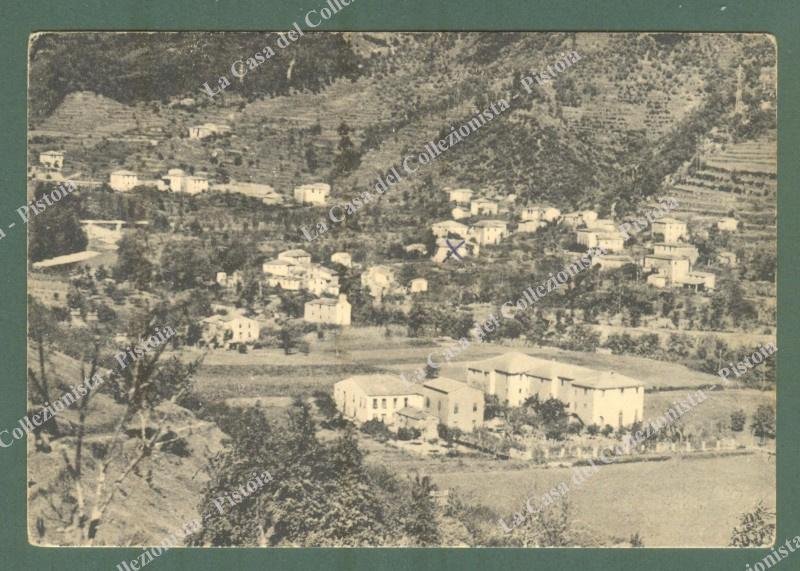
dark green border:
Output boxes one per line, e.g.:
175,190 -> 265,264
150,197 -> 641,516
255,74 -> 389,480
2,1 -> 797,569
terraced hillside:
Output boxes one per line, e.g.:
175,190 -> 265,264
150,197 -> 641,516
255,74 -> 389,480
668,136 -> 776,235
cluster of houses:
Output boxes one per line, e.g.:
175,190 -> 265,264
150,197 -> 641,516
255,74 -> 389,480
201,307 -> 261,348
258,248 -> 352,326
642,218 -> 716,291
108,168 -> 210,194
334,351 -> 645,439
360,265 -> 428,300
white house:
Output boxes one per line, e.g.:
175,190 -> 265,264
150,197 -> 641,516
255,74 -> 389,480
331,252 -> 352,268
278,249 -> 312,266
294,183 -> 330,205
447,188 -> 473,204
202,314 -> 260,346
643,254 -> 691,286
421,377 -> 484,432
304,294 -> 351,326
653,243 -> 699,265
162,169 -> 209,194
466,352 -> 644,427
188,123 -> 231,139
109,170 -> 139,192
215,271 -> 243,289
717,217 -> 739,232
470,198 -> 499,216
596,232 -> 625,253
306,264 -> 340,297
431,220 -> 468,239
470,220 -> 508,245
39,150 -> 64,170
679,270 -> 716,292
651,218 -> 688,244
522,206 -> 560,223
409,278 -> 428,293
334,375 -> 423,425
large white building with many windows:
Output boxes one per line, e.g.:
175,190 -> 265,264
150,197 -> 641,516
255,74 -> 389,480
466,352 -> 644,427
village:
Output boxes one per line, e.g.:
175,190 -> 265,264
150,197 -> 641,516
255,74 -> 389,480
25,32 -> 776,548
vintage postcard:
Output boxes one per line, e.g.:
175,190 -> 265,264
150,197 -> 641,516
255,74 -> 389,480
23,31 -> 776,552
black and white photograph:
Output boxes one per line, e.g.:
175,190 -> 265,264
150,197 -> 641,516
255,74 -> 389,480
23,31 -> 777,551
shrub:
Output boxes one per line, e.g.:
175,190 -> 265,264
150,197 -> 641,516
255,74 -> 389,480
586,423 -> 600,436
397,427 -> 422,441
730,409 -> 746,432
361,419 -> 392,441
601,424 -> 614,437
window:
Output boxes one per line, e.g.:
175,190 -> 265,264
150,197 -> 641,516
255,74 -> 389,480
473,403 -> 478,412
381,414 -> 386,423
454,403 -> 459,414
404,397 -> 408,407
437,401 -> 441,411
620,388 -> 625,394
381,398 -> 386,409
373,398 -> 378,409
393,398 -> 397,407
583,388 -> 588,395
425,397 -> 430,408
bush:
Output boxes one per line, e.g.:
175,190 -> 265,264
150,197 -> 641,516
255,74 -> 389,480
397,427 -> 421,441
601,424 -> 615,437
730,409 -> 746,432
567,422 -> 583,436
586,423 -> 600,436
361,419 -> 392,441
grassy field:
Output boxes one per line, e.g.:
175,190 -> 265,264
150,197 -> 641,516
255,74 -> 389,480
191,326 -> 729,400
645,388 -> 775,443
425,452 -> 775,547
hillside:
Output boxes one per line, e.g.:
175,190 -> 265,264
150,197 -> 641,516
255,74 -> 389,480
29,33 -> 776,217
26,346 -> 228,547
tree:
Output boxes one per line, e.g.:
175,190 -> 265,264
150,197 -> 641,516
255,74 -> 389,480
41,307 -> 196,545
729,501 -> 775,547
750,404 -> 775,443
404,474 -> 440,546
159,239 -> 212,290
730,409 -> 746,432
28,183 -> 88,262
112,232 -> 153,288
191,402 -> 394,547
333,121 -> 361,176
532,397 -> 570,441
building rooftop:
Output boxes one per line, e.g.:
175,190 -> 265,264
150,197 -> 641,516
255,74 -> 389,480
306,297 -> 343,306
473,220 -> 507,228
396,406 -> 436,420
343,375 -> 422,396
469,352 -> 643,389
281,249 -> 311,257
645,253 -> 690,261
32,250 -> 100,269
571,371 -> 643,390
422,377 -> 475,394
